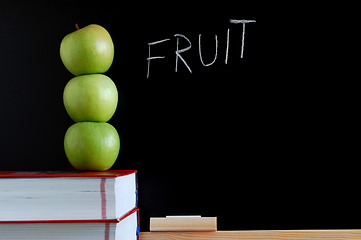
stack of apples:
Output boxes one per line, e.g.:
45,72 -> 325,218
60,24 -> 120,171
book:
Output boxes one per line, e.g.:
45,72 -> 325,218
0,207 -> 139,240
0,170 -> 137,221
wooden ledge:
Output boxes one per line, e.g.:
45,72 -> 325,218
140,230 -> 361,240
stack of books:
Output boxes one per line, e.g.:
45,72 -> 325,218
0,170 -> 139,240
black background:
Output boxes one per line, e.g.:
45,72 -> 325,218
0,1 -> 358,231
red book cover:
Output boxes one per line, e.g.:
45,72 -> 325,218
0,170 -> 137,178
0,207 -> 139,223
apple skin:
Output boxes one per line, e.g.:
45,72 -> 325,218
63,74 -> 118,122
64,122 -> 120,171
60,24 -> 114,76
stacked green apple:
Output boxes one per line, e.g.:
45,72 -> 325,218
60,24 -> 119,171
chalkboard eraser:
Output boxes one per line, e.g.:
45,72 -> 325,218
150,216 -> 217,232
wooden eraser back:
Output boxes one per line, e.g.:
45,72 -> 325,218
150,216 -> 217,231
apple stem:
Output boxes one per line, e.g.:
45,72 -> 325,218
75,23 -> 79,30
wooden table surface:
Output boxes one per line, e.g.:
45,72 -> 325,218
140,230 -> 361,240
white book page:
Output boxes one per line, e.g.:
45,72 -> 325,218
114,173 -> 137,219
0,222 -> 116,240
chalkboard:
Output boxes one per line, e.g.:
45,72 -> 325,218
0,1 -> 357,231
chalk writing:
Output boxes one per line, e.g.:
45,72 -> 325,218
198,34 -> 218,67
225,28 -> 230,64
147,38 -> 171,79
174,34 -> 192,73
229,19 -> 256,58
146,19 -> 256,78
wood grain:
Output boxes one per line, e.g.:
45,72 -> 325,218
150,217 -> 217,231
140,230 -> 361,240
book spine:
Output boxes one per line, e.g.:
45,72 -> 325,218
100,178 -> 108,219
137,208 -> 141,240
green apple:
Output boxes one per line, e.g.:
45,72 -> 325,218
63,74 -> 118,122
64,122 -> 120,171
60,24 -> 114,76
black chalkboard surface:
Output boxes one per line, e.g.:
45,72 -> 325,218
0,1 -> 357,231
